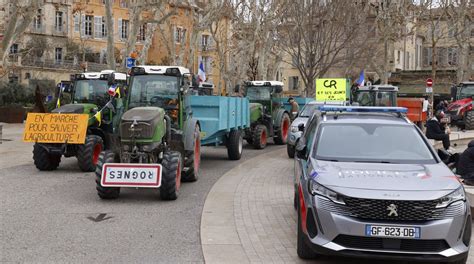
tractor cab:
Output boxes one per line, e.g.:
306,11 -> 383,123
446,82 -> 474,129
189,82 -> 214,96
126,65 -> 191,129
243,81 -> 283,115
354,85 -> 398,107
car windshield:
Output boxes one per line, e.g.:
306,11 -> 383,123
129,75 -> 179,108
313,123 -> 436,164
459,85 -> 474,99
300,104 -> 318,117
355,91 -> 373,106
246,86 -> 272,101
73,80 -> 109,106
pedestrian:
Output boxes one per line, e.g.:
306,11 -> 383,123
426,110 -> 454,152
457,140 -> 474,185
288,97 -> 299,119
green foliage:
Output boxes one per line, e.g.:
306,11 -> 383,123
0,82 -> 34,107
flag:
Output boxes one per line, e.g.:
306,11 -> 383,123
356,70 -> 365,87
108,84 -> 117,97
198,61 -> 206,83
94,111 -> 101,126
116,87 -> 121,98
56,97 -> 61,108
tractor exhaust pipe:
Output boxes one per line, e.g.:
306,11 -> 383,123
164,115 -> 172,144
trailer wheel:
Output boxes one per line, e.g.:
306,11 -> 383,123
252,125 -> 267,149
182,125 -> 201,182
95,150 -> 120,199
287,144 -> 295,158
227,129 -> 243,160
77,135 -> 103,172
274,113 -> 290,145
33,143 -> 61,171
160,151 -> 182,200
465,111 -> 474,130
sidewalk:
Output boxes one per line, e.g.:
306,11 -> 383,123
0,123 -> 33,169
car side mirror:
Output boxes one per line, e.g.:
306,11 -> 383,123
295,138 -> 307,159
234,84 -> 240,93
298,123 -> 305,132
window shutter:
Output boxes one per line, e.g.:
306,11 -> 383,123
118,18 -> 122,40
94,16 -> 102,38
80,14 -> 85,37
74,14 -> 79,32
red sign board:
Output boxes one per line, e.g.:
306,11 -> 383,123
426,78 -> 433,87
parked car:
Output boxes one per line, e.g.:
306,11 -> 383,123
294,105 -> 470,264
287,101 -> 321,158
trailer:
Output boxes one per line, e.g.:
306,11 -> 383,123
397,98 -> 427,127
188,95 -> 250,160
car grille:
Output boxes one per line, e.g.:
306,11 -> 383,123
317,197 -> 464,221
120,121 -> 154,139
333,235 -> 449,252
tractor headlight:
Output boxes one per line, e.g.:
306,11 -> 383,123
309,180 -> 345,205
291,126 -> 299,133
436,187 -> 465,208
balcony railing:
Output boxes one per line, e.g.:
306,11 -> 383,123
20,57 -> 109,72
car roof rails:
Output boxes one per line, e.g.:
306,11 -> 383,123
319,105 -> 408,120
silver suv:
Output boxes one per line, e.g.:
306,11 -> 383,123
294,106 -> 470,263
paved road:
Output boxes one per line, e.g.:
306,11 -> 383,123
0,123 -> 283,263
201,148 -> 474,264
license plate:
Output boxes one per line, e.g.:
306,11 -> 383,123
101,163 -> 162,188
366,225 -> 420,239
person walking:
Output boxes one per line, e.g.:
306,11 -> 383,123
288,97 -> 299,120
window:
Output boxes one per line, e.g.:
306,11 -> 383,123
55,48 -> 63,64
85,15 -> 93,36
101,17 -> 107,37
175,27 -> 186,43
201,34 -> 209,47
33,9 -> 42,31
201,56 -> 212,72
74,14 -> 80,32
396,50 -> 400,63
120,0 -> 128,8
415,45 -> 419,68
9,44 -> 18,54
55,11 -> 63,32
406,52 -> 410,69
94,16 -> 105,38
119,19 -> 129,40
447,47 -> 458,66
423,47 -> 432,66
289,76 -> 299,90
437,47 -> 447,66
137,24 -> 146,41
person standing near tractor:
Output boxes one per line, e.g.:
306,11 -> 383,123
288,97 -> 299,120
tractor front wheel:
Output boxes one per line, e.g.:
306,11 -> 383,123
252,125 -> 267,149
77,135 -> 103,172
227,129 -> 243,160
33,144 -> 61,171
274,113 -> 290,145
95,150 -> 120,199
160,151 -> 182,200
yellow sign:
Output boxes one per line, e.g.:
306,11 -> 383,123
315,78 -> 347,101
23,113 -> 89,144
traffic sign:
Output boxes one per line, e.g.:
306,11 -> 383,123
426,78 -> 433,87
126,57 -> 136,69
426,87 -> 433,93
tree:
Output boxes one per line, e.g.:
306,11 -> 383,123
278,0 -> 366,96
104,0 -> 115,69
0,0 -> 42,71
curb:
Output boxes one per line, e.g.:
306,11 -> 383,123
200,148 -> 283,264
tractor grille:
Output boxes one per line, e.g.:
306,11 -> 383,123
317,197 -> 464,221
120,121 -> 154,139
333,235 -> 449,252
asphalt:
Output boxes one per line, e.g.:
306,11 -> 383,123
0,123 -> 283,263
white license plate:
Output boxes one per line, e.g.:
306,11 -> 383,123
366,225 -> 420,239
101,163 -> 162,188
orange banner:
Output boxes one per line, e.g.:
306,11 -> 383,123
23,113 -> 88,144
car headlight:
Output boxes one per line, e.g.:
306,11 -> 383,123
309,180 -> 345,205
291,126 -> 299,133
436,187 -> 465,208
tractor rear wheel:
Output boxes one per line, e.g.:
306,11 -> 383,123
252,125 -> 267,149
274,113 -> 290,145
77,135 -> 103,172
182,125 -> 201,182
227,129 -> 243,160
33,144 -> 61,171
160,151 -> 182,200
95,150 -> 120,199
465,111 -> 474,130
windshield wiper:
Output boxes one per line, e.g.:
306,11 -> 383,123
318,158 -> 339,162
354,160 -> 394,164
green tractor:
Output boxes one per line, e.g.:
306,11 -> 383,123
95,65 -> 201,200
33,70 -> 127,172
238,81 -> 291,149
